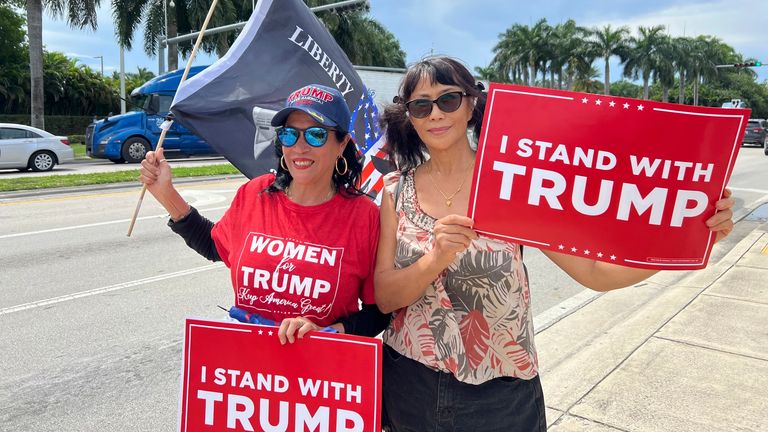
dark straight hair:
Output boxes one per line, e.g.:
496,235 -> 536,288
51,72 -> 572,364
266,130 -> 365,196
381,56 -> 487,172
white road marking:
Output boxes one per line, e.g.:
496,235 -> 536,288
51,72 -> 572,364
0,206 -> 229,239
0,263 -> 224,316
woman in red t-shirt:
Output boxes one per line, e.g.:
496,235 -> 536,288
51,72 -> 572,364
139,83 -> 388,343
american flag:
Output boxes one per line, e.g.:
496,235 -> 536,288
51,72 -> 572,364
349,87 -> 391,201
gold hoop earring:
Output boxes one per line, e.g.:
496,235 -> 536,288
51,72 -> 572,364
335,156 -> 349,176
280,155 -> 288,171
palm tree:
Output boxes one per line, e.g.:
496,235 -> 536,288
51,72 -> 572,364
672,37 -> 694,104
572,66 -> 603,94
113,0 -> 241,72
474,66 -> 506,83
530,19 -> 552,86
493,19 -> 550,87
113,0 -> 404,72
25,0 -> 100,128
652,34 -> 675,102
689,35 -> 735,105
554,20 -> 594,90
316,10 -> 405,67
589,25 -> 630,95
622,25 -> 666,99
491,26 -> 528,84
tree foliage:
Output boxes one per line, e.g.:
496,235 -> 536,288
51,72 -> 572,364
112,0 -> 405,70
484,18 -> 768,117
0,8 -> 123,117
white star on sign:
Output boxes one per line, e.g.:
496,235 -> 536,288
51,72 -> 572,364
610,255 -> 617,260
258,329 -> 263,335
623,103 -> 630,109
571,247 -> 578,252
558,244 -> 565,250
584,250 -> 591,255
609,101 -> 616,107
268,330 -> 274,336
595,99 -> 602,106
597,252 -> 604,258
582,97 -> 589,104
637,104 -> 645,111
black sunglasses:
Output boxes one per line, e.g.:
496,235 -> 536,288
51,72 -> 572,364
403,91 -> 467,118
276,126 -> 335,147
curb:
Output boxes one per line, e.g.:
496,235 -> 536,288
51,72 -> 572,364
0,174 -> 246,200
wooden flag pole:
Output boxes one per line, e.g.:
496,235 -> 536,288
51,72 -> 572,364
127,0 -> 221,237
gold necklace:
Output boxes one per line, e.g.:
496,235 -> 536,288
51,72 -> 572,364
285,185 -> 335,204
426,160 -> 473,207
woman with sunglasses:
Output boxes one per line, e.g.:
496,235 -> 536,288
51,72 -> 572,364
374,56 -> 735,431
139,83 -> 389,343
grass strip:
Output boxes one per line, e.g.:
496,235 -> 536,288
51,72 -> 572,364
71,143 -> 86,158
0,164 -> 242,192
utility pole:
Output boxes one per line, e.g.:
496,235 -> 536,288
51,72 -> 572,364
119,47 -> 126,114
94,55 -> 104,76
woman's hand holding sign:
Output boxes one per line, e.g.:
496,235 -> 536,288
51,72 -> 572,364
430,215 -> 479,268
709,188 -> 735,244
278,317 -> 321,344
278,317 -> 345,345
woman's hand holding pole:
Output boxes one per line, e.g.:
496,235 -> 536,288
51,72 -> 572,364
138,148 -> 190,221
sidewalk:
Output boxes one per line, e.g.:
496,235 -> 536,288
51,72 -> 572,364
537,219 -> 768,431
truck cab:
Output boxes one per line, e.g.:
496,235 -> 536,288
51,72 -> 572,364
86,65 -> 218,163
721,99 -> 747,109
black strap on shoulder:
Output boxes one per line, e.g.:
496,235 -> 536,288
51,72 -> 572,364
393,171 -> 405,210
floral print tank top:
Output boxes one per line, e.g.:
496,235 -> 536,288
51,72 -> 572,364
382,169 -> 539,384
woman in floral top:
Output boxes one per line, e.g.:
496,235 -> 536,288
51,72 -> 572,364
374,56 -> 735,432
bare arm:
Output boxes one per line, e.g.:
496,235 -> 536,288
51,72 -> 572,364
541,249 -> 658,291
373,189 -> 477,313
542,189 -> 735,291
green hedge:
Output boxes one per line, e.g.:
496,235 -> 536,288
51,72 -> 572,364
69,135 -> 86,144
0,115 -> 95,136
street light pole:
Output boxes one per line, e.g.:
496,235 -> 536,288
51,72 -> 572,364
159,0 -> 167,74
94,55 -> 104,77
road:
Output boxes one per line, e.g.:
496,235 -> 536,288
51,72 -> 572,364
0,147 -> 766,431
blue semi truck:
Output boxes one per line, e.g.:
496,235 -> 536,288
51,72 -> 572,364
86,66 -> 218,163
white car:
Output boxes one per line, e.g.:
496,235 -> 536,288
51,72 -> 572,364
0,123 -> 75,171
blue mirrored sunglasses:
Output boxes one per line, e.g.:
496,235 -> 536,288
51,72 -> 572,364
276,126 -> 334,147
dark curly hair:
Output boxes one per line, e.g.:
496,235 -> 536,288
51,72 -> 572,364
381,56 -> 487,172
266,130 -> 365,196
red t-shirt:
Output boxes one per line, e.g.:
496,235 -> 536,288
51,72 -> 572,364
211,174 -> 379,327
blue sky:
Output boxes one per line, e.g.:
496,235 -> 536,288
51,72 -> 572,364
42,0 -> 768,84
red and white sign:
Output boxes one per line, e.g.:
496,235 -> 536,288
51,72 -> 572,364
468,83 -> 749,270
179,319 -> 382,432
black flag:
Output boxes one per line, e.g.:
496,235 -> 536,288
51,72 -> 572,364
171,0 -> 389,194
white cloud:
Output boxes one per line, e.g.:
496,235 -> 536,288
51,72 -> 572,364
582,0 -> 767,57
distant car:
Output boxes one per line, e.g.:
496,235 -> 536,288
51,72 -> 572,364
742,119 -> 767,148
0,123 -> 75,171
